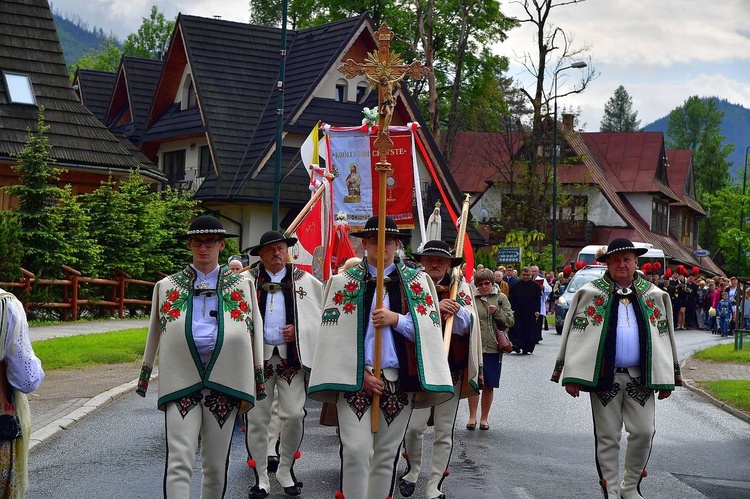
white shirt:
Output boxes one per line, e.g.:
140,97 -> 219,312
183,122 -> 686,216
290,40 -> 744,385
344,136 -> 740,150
364,262 -> 415,369
262,266 -> 288,345
191,265 -> 220,364
614,292 -> 640,368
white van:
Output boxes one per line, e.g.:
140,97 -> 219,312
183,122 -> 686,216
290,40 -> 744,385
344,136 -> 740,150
577,242 -> 666,271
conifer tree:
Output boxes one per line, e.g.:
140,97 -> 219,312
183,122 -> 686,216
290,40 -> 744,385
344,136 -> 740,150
2,109 -> 67,279
0,212 -> 23,282
600,85 -> 641,132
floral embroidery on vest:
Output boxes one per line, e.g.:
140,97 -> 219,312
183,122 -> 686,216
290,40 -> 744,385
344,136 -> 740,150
160,287 -> 188,333
584,295 -> 607,326
223,288 -> 253,327
643,298 -> 662,325
457,290 -> 472,306
332,280 -> 360,314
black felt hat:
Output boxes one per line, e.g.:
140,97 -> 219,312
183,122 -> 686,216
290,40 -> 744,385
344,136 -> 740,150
596,237 -> 648,262
177,215 -> 238,239
349,215 -> 410,240
411,240 -> 463,266
244,230 -> 298,256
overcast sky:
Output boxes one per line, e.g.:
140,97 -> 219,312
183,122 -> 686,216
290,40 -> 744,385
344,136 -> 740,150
50,0 -> 750,131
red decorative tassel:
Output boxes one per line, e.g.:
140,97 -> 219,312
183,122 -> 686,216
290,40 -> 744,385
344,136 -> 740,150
401,451 -> 408,459
294,450 -> 302,460
599,478 -> 607,488
443,469 -> 449,477
334,491 -> 345,499
575,260 -> 585,270
692,266 -> 700,276
247,458 -> 256,469
563,265 -> 572,276
641,469 -> 648,477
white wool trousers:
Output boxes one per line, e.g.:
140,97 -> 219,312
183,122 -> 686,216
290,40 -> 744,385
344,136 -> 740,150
590,371 -> 655,499
244,354 -> 306,491
164,389 -> 240,498
402,375 -> 462,498
336,389 -> 415,499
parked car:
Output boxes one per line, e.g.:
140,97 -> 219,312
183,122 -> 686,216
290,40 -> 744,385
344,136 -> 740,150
555,265 -> 608,334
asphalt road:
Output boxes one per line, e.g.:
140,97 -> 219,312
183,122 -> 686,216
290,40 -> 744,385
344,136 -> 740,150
27,330 -> 750,498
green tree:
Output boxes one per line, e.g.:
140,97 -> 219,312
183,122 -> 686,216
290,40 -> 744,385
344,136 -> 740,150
71,37 -> 123,75
600,85 -> 641,132
55,185 -> 102,276
666,96 -> 734,199
123,6 -> 175,59
700,186 -> 750,275
0,212 -> 23,282
2,109 -> 67,279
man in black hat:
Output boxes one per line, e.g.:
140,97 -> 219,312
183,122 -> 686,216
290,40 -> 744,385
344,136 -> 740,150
137,215 -> 265,498
243,230 -> 323,499
399,240 -> 482,499
551,238 -> 682,499
308,216 -> 454,499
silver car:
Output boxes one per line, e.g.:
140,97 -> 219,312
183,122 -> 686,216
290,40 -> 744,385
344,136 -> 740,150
555,265 -> 607,334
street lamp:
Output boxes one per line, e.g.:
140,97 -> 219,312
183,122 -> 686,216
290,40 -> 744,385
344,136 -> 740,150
738,145 -> 750,276
551,61 -> 587,273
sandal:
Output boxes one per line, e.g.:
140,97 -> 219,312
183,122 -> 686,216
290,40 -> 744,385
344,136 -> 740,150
465,422 -> 476,430
479,423 -> 490,430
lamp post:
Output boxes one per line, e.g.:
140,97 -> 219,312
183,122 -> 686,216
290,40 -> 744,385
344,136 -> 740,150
738,145 -> 750,276
551,61 -> 587,273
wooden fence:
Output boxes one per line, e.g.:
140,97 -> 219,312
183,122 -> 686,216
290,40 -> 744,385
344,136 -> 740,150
0,266 -> 156,321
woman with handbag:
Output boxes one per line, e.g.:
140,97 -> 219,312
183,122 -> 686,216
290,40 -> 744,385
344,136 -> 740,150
0,289 -> 45,497
466,269 -> 514,431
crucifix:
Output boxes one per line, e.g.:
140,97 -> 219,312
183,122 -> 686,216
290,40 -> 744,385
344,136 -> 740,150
338,23 -> 430,432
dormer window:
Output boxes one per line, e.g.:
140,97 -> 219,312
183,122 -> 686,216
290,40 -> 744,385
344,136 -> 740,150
3,71 -> 36,105
335,79 -> 347,102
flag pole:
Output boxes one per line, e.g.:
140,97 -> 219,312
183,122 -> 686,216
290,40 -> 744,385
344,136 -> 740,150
443,194 -> 471,355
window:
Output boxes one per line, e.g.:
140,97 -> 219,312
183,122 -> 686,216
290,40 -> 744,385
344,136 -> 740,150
3,71 -> 36,105
356,83 -> 368,103
163,150 -> 186,187
651,199 -> 669,235
335,79 -> 347,102
199,146 -> 213,178
560,195 -> 587,221
187,80 -> 197,109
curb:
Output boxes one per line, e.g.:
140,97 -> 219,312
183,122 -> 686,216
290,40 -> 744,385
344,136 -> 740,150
679,358 -> 750,425
29,369 -> 159,452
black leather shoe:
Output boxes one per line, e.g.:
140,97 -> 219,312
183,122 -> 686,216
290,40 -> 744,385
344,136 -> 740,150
399,478 -> 416,497
283,484 -> 302,496
267,455 -> 279,473
248,485 -> 268,499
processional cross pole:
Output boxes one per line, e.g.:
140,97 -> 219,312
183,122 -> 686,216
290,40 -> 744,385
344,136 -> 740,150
338,23 -> 430,432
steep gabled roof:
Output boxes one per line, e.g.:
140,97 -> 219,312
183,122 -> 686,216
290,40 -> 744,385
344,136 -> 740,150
564,127 -> 721,275
581,132 -> 680,202
197,15 -> 369,202
105,56 -> 163,141
0,0 -> 163,181
666,149 -> 705,214
73,68 -> 116,122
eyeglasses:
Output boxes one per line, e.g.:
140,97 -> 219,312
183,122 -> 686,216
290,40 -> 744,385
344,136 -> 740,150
366,237 -> 397,246
189,238 -> 221,248
476,281 -> 492,286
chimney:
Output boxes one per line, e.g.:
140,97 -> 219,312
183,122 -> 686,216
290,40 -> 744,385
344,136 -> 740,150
562,113 -> 575,130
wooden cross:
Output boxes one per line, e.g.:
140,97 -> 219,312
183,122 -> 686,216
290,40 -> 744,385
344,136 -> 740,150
338,23 -> 430,433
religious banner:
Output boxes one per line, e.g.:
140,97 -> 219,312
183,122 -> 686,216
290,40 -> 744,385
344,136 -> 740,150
325,125 -> 415,228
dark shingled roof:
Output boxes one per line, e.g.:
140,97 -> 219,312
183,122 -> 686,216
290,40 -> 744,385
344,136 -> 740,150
188,15 -> 368,201
106,56 -> 164,142
73,68 -> 116,122
0,0 -> 164,181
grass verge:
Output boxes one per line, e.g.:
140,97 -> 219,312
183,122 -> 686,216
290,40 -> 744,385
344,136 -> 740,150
692,343 -> 750,415
33,328 -> 147,370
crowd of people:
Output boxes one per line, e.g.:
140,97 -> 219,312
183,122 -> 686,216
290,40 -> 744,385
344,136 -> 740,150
133,215 -> 697,498
136,214 -> 583,499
